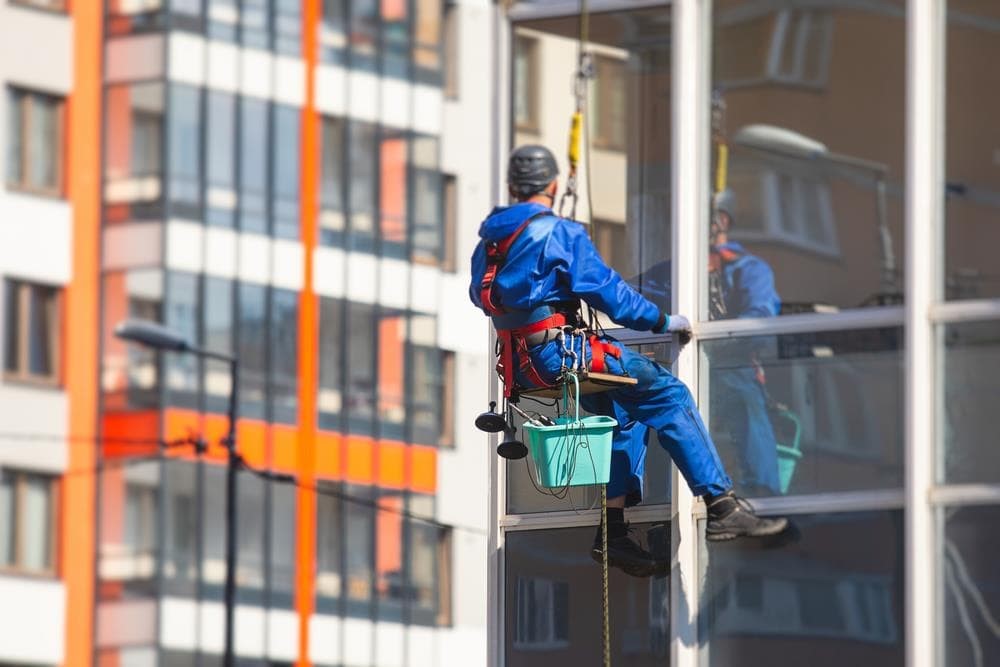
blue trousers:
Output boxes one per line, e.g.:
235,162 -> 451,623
711,367 -> 780,493
518,336 -> 733,504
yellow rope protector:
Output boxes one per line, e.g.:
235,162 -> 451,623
715,143 -> 729,195
568,111 -> 583,170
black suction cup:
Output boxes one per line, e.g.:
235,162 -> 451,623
475,401 -> 508,433
497,429 -> 528,460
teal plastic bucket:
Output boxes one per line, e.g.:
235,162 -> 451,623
771,408 -> 803,495
523,415 -> 617,488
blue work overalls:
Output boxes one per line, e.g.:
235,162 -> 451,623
469,202 -> 732,502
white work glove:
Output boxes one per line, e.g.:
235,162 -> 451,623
654,313 -> 693,347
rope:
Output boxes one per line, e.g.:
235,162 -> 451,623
601,483 -> 611,667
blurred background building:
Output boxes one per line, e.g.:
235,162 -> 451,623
0,0 -> 495,666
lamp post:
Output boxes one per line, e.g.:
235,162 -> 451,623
114,319 -> 240,667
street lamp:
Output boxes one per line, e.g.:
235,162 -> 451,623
114,318 -> 240,667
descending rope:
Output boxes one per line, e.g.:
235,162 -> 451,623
601,483 -> 611,667
558,0 -> 593,222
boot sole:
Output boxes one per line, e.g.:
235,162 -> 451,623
705,517 -> 789,542
590,548 -> 664,578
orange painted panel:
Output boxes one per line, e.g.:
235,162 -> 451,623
409,445 -> 438,493
238,419 -> 268,468
315,431 -> 342,479
377,440 -> 407,489
101,410 -> 158,459
271,423 -> 299,473
345,435 -> 376,484
203,413 -> 230,461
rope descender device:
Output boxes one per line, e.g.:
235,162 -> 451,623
558,51 -> 594,221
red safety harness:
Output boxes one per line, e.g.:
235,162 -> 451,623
481,212 -> 623,398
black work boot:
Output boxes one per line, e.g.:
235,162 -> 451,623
704,490 -> 788,542
590,513 -> 665,577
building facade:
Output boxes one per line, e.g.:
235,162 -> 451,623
1,1 -> 496,666
492,2 -> 1000,667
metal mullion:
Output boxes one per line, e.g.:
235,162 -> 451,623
929,484 -> 1000,507
500,502 -> 673,531
695,305 -> 905,339
928,297 -> 1000,324
905,3 -> 946,667
507,0 -> 667,22
17,283 -> 30,379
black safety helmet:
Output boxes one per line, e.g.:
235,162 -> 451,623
507,144 -> 559,198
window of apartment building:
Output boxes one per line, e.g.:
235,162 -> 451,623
409,315 -> 454,448
318,296 -> 343,430
167,85 -> 201,217
239,97 -> 269,235
236,469 -> 266,601
513,35 -> 539,133
443,2 -> 459,99
320,0 -> 348,65
351,0 -> 379,71
319,116 -> 346,246
3,279 -> 60,384
269,480 -> 296,608
164,272 -> 199,408
272,105 -> 301,240
275,0 -> 302,56
238,283 -> 268,419
104,83 -> 165,221
100,270 -> 163,411
439,174 -> 458,272
7,87 -> 64,196
270,288 -> 298,424
345,484 -> 375,613
383,0 -> 411,79
164,461 -> 197,597
593,219 -> 630,278
348,121 -> 378,252
380,130 -> 409,258
378,309 -> 407,441
413,0 -> 443,84
513,577 -> 570,649
592,55 -> 627,151
206,91 -> 237,227
411,136 -> 443,266
121,479 -> 157,587
409,494 -> 452,626
0,469 -> 58,575
376,491 -> 406,620
203,277 -> 234,414
241,0 -> 270,50
346,301 -> 376,434
316,481 -> 343,607
208,0 -> 239,42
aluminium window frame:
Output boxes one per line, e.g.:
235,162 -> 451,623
0,469 -> 60,577
2,279 -> 62,386
5,86 -> 65,199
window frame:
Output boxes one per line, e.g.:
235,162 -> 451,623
9,0 -> 67,15
0,469 -> 60,578
513,34 -> 540,134
3,279 -> 62,386
6,86 -> 65,198
591,54 -> 628,152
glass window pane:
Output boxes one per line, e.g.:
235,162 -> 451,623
164,461 -> 197,597
319,116 -> 346,246
505,523 -> 669,663
409,495 -> 444,626
240,98 -> 268,234
165,273 -> 199,407
206,91 -> 236,227
349,121 -> 377,252
167,85 -> 200,213
413,0 -> 442,80
101,270 -> 164,410
27,284 -> 57,378
945,2 -> 1000,300
699,510 -> 903,666
6,89 -> 23,185
940,320 -> 1000,485
272,105 -> 301,240
383,0 -> 410,78
202,465 -> 226,590
376,492 -> 406,620
378,309 -> 406,440
208,0 -> 238,41
275,0 -> 302,56
21,474 -> 52,571
236,470 -> 266,602
4,281 -> 19,373
513,7 -> 672,312
351,0 -> 379,71
270,288 -> 299,424
318,297 -> 343,429
710,1 -> 905,317
345,484 -> 374,612
346,302 -> 375,434
941,504 -> 1000,667
316,482 -> 343,606
241,0 -> 269,49
0,471 -> 14,566
411,136 -> 441,265
204,277 -> 233,413
28,93 -> 59,191
380,131 -> 408,257
238,283 -> 268,419
269,480 -> 296,607
104,84 -> 165,219
702,327 -> 903,497
320,0 -> 348,64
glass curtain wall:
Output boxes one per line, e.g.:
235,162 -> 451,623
493,1 -> 981,666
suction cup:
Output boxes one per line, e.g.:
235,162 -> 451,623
497,429 -> 528,460
475,401 -> 508,433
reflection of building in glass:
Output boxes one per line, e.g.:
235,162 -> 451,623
497,2 -> 1000,667
1,1 -> 491,666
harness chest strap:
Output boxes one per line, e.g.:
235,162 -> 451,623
479,211 -> 550,317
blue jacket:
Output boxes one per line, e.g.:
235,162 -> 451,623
469,202 -> 662,331
715,242 -> 781,318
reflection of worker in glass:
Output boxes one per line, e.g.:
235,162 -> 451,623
709,189 -> 783,495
